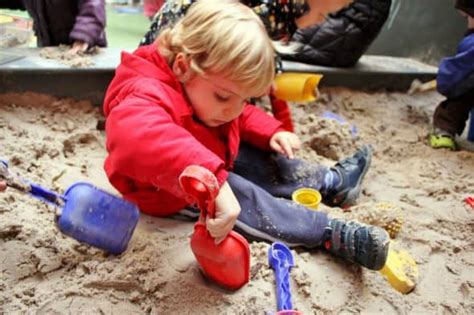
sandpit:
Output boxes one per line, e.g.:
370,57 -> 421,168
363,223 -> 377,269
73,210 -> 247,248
0,89 -> 473,314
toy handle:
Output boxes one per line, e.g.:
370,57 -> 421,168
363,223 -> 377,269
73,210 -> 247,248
0,160 -> 64,207
179,165 -> 219,218
188,178 -> 216,218
274,262 -> 293,311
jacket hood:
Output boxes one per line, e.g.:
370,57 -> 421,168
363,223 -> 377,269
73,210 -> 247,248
104,45 -> 183,116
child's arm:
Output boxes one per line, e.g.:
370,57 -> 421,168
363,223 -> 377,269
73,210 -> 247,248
239,104 -> 301,158
69,0 -> 106,49
239,104 -> 285,149
437,33 -> 474,99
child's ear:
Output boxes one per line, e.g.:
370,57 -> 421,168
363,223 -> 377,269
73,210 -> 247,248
173,53 -> 191,82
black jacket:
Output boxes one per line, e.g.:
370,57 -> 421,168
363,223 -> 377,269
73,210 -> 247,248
284,0 -> 392,67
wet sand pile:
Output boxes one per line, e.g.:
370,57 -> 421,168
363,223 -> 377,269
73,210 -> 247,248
1,89 -> 473,314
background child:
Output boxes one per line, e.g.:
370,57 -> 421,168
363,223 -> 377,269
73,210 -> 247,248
1,0 -> 107,53
143,0 -> 165,21
429,0 -> 474,149
140,0 -> 308,46
104,0 -> 389,271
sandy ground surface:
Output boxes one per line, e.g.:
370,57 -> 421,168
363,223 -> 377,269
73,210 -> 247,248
0,89 -> 473,314
39,46 -> 98,68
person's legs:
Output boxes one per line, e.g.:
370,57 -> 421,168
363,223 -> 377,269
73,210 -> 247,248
232,142 -> 330,198
178,171 -> 389,270
228,172 -> 329,247
430,90 -> 474,149
178,172 -> 329,247
229,171 -> 389,270
433,92 -> 474,135
233,143 -> 373,208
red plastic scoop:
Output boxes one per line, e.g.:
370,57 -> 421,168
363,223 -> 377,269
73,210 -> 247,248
179,165 -> 250,290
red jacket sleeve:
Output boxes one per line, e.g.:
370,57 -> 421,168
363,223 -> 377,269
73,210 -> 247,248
239,104 -> 284,150
105,95 -> 229,200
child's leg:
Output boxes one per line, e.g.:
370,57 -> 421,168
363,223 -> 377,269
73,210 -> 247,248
178,171 -> 329,247
433,89 -> 474,135
228,172 -> 329,247
233,143 -> 372,208
232,142 -> 329,197
229,172 -> 389,270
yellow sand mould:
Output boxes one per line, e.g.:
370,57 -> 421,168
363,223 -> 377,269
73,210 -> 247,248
374,202 -> 404,239
274,73 -> 323,102
348,201 -> 404,239
380,244 -> 418,294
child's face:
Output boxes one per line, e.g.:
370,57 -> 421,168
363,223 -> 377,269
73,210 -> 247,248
183,72 -> 254,127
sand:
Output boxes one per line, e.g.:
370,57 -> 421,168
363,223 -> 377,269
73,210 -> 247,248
39,46 -> 98,68
0,89 -> 473,314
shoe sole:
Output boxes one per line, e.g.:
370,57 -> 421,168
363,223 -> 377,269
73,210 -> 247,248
368,226 -> 390,270
340,145 -> 373,208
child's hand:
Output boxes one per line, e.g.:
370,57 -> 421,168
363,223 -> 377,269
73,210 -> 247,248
67,41 -> 89,55
206,181 -> 241,244
270,131 -> 301,159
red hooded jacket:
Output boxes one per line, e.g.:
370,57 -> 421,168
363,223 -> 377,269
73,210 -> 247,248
103,45 -> 283,216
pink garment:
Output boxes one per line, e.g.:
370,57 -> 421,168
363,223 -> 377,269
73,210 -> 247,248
144,0 -> 164,18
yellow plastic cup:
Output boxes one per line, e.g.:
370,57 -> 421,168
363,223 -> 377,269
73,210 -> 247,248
292,188 -> 322,210
274,72 -> 323,103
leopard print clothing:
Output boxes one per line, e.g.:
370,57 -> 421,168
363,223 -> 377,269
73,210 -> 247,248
140,0 -> 308,46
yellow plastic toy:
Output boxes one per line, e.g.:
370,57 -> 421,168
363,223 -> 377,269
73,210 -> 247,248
379,244 -> 418,294
407,79 -> 437,94
274,73 -> 323,103
349,201 -> 404,239
292,188 -> 322,210
371,202 -> 404,239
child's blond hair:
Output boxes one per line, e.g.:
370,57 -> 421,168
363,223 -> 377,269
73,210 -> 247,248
156,0 -> 275,97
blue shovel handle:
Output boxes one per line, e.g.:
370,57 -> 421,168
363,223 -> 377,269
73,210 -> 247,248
1,160 -> 65,207
29,182 -> 65,207
269,242 -> 295,311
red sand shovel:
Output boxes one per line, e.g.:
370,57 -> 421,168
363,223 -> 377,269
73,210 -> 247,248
179,165 -> 250,290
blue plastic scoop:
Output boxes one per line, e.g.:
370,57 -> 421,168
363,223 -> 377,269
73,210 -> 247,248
268,242 -> 302,315
0,161 -> 139,255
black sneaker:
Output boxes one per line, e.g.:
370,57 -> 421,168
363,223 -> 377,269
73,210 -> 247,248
323,218 -> 390,270
324,145 -> 373,208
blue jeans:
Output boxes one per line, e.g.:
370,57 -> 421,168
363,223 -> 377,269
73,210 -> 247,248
179,144 -> 330,248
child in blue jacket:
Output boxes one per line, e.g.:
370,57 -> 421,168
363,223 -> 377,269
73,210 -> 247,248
429,0 -> 474,149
